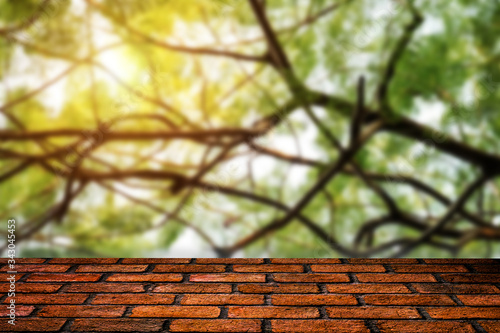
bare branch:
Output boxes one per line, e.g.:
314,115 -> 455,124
376,0 -> 423,111
391,174 -> 490,257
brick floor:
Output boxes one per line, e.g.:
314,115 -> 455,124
0,258 -> 499,332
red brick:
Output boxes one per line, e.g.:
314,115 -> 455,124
122,258 -> 191,264
364,294 -> 455,306
76,265 -> 147,272
92,294 -> 175,304
441,274 -> 500,283
423,259 -> 497,264
238,284 -> 319,294
272,295 -> 357,306
0,264 -> 70,272
153,265 -> 225,273
196,258 -> 264,264
6,258 -> 498,331
0,273 -> 23,281
426,307 -> 500,319
181,294 -> 264,305
0,283 -> 62,293
106,273 -> 183,282
233,264 -> 303,273
27,273 -> 101,282
228,306 -> 319,318
412,283 -> 499,294
190,273 -> 265,283
71,319 -> 164,332
0,258 -> 46,264
457,295 -> 500,306
326,284 -> 411,294
326,306 -> 420,319
38,305 -> 126,317
0,305 -> 34,316
377,320 -> 475,332
153,283 -> 231,294
48,258 -> 119,264
5,294 -> 88,304
271,320 -> 369,332
356,274 -> 436,283
131,306 -> 220,318
471,265 -> 500,273
273,273 -> 349,283
66,283 -> 145,293
479,321 -> 500,332
348,258 -> 418,264
170,319 -> 262,332
270,258 -> 341,264
0,318 -> 66,331
311,264 -> 385,273
392,264 -> 467,273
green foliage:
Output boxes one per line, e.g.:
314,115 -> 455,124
0,0 -> 41,23
159,222 -> 184,247
0,0 -> 499,258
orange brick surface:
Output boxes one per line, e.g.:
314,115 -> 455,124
0,258 -> 498,332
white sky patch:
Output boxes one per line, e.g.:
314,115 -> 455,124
38,70 -> 70,116
156,228 -> 216,257
70,0 -> 87,13
460,79 -> 481,105
494,215 -> 500,226
305,64 -> 337,94
52,236 -> 73,247
114,182 -> 156,203
145,226 -> 253,257
171,20 -> 217,46
1,45 -> 42,90
346,51 -> 373,70
412,98 -> 446,125
142,228 -> 160,247
95,47 -> 136,83
248,107 -> 325,188
417,15 -> 445,36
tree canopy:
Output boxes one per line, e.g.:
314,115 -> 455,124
1,0 -> 500,257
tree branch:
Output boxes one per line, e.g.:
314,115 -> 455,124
376,0 -> 423,111
391,174 -> 490,257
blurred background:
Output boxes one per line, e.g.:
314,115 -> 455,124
1,0 -> 499,258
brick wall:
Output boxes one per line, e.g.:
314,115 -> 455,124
0,258 -> 499,332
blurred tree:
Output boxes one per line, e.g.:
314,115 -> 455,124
0,0 -> 499,258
